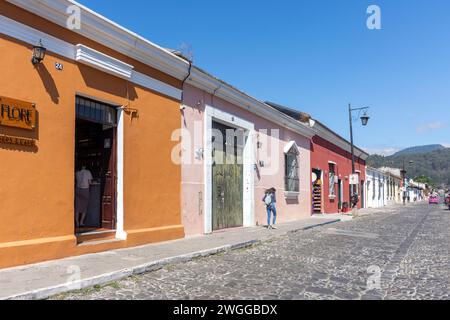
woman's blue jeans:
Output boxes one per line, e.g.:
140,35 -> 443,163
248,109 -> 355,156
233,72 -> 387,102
267,204 -> 277,226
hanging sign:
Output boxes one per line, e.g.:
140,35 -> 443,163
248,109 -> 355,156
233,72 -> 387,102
0,134 -> 36,147
349,174 -> 359,185
0,96 -> 36,130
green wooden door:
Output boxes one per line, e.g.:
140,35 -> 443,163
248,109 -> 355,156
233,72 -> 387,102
212,121 -> 244,231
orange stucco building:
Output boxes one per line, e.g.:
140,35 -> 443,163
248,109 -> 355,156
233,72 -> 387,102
0,0 -> 190,268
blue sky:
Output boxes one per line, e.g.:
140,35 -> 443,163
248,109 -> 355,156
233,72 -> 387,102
77,0 -> 450,155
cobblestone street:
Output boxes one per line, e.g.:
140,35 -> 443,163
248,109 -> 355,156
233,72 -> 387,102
58,203 -> 450,300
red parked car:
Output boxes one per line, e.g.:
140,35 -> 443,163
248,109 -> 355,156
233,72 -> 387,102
429,195 -> 440,205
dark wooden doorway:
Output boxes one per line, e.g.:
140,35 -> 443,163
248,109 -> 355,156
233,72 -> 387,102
211,121 -> 244,231
101,127 -> 116,229
75,96 -> 117,233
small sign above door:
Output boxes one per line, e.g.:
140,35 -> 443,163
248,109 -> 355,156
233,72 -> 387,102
0,96 -> 36,130
349,174 -> 359,185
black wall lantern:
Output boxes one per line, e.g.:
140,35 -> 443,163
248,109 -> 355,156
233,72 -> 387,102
31,39 -> 47,65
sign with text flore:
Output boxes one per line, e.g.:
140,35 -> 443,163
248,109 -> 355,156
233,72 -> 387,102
0,96 -> 36,130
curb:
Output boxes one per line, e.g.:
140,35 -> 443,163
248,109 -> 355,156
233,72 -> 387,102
4,220 -> 339,300
4,241 -> 261,300
300,219 -> 341,231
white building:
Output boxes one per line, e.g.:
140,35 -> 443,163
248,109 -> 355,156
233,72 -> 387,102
406,179 -> 426,202
365,167 -> 403,208
365,167 -> 389,208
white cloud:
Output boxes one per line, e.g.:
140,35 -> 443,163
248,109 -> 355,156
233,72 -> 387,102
416,121 -> 446,134
363,147 -> 400,156
442,143 -> 450,148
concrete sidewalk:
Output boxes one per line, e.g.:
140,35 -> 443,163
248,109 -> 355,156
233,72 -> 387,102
0,217 -> 341,300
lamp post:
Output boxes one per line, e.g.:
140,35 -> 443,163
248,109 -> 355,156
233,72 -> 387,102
348,104 -> 370,215
401,160 -> 414,205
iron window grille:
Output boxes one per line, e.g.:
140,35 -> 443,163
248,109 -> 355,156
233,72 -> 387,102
76,96 -> 117,126
285,152 -> 299,193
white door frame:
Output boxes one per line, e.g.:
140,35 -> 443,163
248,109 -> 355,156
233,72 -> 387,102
75,95 -> 126,240
203,105 -> 255,234
115,107 -> 126,240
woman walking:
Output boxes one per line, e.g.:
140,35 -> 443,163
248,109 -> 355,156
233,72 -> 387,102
263,188 -> 277,229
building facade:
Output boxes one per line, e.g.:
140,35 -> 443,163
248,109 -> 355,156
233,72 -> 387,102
366,167 -> 411,208
366,167 -> 389,208
309,126 -> 368,214
0,0 -> 190,268
267,104 -> 369,214
1,0 -> 374,269
180,80 -> 315,236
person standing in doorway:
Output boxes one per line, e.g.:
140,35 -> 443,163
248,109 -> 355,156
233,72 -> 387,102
263,188 -> 277,230
75,164 -> 93,228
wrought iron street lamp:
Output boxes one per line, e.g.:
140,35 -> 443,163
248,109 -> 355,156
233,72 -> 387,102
31,39 -> 47,65
360,112 -> 370,126
401,160 -> 414,205
348,104 -> 370,211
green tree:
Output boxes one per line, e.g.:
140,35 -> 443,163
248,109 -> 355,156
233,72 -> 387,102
414,175 -> 434,187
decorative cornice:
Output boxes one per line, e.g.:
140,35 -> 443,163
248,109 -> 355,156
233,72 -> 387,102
5,0 -> 320,139
188,68 -> 316,139
0,15 -> 182,100
7,0 -> 190,80
75,44 -> 134,79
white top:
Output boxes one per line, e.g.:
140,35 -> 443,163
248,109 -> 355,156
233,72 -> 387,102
76,169 -> 93,189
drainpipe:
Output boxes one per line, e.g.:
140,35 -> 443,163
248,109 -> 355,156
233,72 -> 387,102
180,60 -> 192,105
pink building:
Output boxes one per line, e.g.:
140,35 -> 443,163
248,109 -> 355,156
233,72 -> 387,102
180,68 -> 316,236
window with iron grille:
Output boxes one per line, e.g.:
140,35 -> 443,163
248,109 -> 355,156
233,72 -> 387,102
285,150 -> 299,193
329,164 -> 336,197
76,96 -> 117,126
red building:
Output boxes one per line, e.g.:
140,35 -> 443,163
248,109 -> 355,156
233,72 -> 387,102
267,103 -> 369,214
310,122 -> 368,214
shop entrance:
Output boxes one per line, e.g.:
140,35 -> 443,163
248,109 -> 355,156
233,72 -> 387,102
312,168 -> 323,214
74,96 -> 117,237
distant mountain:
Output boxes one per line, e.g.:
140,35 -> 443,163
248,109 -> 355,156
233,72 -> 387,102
367,147 -> 450,187
393,144 -> 445,156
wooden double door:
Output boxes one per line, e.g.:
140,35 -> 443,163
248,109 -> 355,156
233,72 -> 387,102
211,121 -> 244,231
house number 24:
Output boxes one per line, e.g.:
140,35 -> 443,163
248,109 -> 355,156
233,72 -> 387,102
55,62 -> 64,71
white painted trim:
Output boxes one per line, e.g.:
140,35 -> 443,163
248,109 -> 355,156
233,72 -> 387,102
203,105 -> 255,234
115,107 -> 127,240
75,44 -> 134,79
328,161 -> 337,165
188,68 -> 315,140
132,71 -> 182,100
0,15 -> 182,100
1,5 -> 314,137
283,140 -> 300,154
0,14 -> 75,60
7,0 -> 190,80
311,121 -> 369,160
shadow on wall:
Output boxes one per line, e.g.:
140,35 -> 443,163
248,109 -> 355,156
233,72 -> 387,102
79,65 -> 138,101
36,64 -> 60,104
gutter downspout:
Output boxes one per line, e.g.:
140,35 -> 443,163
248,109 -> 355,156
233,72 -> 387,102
181,60 -> 193,103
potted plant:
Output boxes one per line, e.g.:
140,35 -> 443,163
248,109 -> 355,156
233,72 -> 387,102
342,202 -> 349,213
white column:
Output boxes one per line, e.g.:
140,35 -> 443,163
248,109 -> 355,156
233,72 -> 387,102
116,107 -> 127,240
